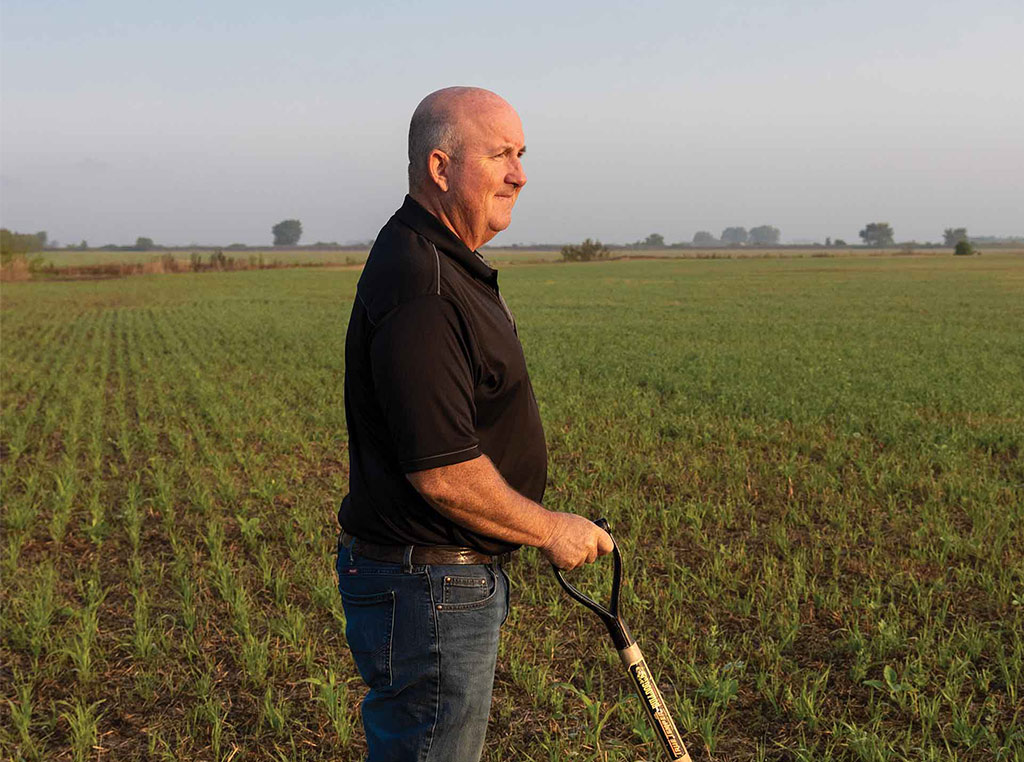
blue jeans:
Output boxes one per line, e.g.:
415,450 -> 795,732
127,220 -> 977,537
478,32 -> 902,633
336,540 -> 510,762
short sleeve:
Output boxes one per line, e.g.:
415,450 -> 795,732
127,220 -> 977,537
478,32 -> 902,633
369,295 -> 481,472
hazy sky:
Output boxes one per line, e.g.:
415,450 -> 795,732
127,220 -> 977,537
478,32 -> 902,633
2,0 -> 1022,246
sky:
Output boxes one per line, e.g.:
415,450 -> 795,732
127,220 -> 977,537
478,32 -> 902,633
2,0 -> 1022,246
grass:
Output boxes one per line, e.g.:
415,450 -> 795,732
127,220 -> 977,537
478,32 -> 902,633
28,249 -> 371,268
24,244 -> 996,270
1,252 -> 1022,760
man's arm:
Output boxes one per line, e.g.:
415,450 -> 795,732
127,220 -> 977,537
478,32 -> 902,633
406,454 -> 613,570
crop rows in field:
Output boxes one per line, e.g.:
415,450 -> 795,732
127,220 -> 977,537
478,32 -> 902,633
2,256 -> 1022,761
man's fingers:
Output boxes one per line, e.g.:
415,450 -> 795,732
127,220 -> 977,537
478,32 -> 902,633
543,513 -> 616,569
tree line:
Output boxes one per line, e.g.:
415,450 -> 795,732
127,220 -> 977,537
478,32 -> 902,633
0,230 -> 48,263
857,224 -> 975,248
641,224 -> 983,248
0,220 -> 1002,261
687,226 -> 782,246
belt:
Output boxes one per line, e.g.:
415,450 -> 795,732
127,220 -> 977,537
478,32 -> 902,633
340,530 -> 513,566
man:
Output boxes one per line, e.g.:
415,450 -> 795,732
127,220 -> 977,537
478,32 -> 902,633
336,86 -> 612,762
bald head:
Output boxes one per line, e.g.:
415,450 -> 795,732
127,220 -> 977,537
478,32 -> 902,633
407,87 -> 511,191
406,86 -> 527,250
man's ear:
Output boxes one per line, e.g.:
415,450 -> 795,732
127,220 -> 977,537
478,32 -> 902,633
427,149 -> 451,193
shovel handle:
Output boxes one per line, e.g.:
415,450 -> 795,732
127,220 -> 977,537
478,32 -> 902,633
551,518 -> 632,649
553,519 -> 693,762
620,643 -> 693,762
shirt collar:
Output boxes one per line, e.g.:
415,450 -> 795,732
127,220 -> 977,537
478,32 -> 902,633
394,195 -> 496,282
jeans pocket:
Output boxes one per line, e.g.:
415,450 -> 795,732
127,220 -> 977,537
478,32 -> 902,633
339,588 -> 395,689
440,567 -> 497,611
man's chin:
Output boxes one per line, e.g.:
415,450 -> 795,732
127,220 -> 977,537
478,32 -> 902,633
489,214 -> 513,234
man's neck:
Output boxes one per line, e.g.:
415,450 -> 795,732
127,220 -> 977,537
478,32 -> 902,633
409,190 -> 482,252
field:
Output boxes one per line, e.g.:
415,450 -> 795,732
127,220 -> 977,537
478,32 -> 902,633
30,250 -> 372,269
1,253 -> 1022,761
24,245 -> 1000,271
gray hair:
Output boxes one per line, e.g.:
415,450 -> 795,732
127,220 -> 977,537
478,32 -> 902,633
407,99 -> 460,190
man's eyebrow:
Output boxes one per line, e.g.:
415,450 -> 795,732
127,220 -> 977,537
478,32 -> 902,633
493,144 -> 526,155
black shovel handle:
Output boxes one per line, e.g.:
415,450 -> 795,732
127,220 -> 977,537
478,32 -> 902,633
553,518 -> 693,761
553,518 -> 692,761
552,518 -> 634,650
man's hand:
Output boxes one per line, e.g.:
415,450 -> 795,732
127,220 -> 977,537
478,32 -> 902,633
540,512 -> 614,571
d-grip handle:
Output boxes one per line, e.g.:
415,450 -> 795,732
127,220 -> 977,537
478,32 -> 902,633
553,519 -> 693,761
552,518 -> 633,650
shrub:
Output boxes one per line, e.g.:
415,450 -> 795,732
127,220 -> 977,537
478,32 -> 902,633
0,256 -> 32,281
141,254 -> 182,275
561,238 -> 609,262
209,250 -> 228,270
954,240 -> 976,256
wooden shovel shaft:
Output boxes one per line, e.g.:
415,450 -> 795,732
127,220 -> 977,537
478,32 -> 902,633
618,643 -> 692,762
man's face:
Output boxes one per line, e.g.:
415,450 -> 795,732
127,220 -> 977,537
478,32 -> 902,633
445,101 -> 527,249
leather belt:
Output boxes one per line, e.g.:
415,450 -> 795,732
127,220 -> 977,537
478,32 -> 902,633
340,530 -> 513,566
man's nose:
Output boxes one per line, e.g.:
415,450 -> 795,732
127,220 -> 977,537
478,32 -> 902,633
507,157 -> 527,189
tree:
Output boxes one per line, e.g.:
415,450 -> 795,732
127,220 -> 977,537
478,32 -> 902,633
1,229 -> 47,263
272,219 -> 303,246
749,225 -> 781,245
561,238 -> 609,262
135,236 -> 155,251
859,222 -> 894,247
943,227 -> 968,246
692,231 -> 717,245
721,226 -> 748,245
643,233 -> 665,248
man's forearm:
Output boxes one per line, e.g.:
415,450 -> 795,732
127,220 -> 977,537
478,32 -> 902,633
406,455 -> 555,548
406,455 -> 613,569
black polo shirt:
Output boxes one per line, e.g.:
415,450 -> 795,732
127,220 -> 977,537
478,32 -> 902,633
338,195 -> 547,555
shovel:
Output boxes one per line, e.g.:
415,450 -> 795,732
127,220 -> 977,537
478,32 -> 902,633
553,518 -> 693,762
